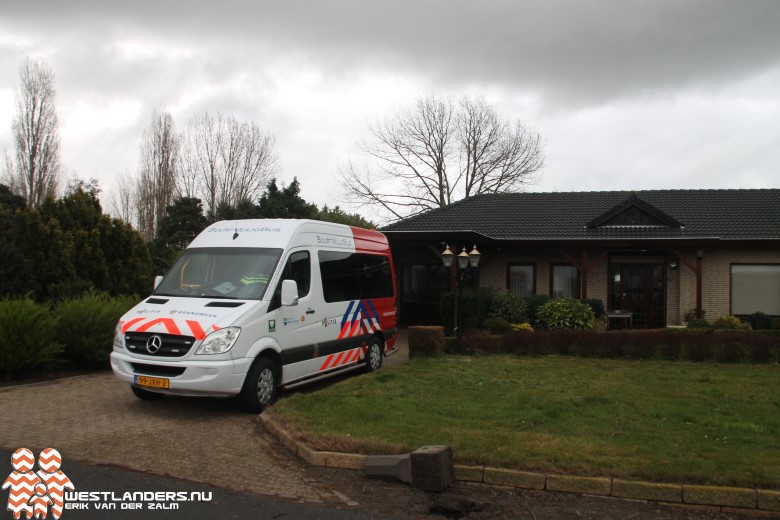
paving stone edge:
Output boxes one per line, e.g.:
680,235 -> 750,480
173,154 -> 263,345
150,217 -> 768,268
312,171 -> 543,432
259,411 -> 779,513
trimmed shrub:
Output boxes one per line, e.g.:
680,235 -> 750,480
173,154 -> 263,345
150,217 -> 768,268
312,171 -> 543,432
488,290 -> 529,324
440,288 -> 493,335
524,294 -> 550,326
687,318 -> 711,329
746,312 -> 773,330
683,308 -> 707,324
712,315 -> 751,331
483,317 -> 512,335
54,291 -> 137,364
408,326 -> 445,357
581,298 -> 605,318
457,329 -> 780,364
536,297 -> 595,330
0,297 -> 62,379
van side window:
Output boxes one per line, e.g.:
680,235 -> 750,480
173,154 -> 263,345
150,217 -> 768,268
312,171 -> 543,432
280,251 -> 311,297
319,252 -> 393,302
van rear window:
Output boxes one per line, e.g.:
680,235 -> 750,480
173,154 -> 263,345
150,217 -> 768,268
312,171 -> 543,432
319,252 -> 393,302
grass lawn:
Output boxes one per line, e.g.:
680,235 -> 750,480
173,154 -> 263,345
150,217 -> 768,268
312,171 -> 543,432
273,355 -> 780,489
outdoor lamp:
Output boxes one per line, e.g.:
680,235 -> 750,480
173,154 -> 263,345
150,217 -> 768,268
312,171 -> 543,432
457,247 -> 470,270
441,244 -> 453,268
468,245 -> 481,268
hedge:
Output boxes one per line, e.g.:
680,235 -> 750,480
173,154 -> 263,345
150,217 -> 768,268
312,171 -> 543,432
0,297 -> 62,379
459,329 -> 780,364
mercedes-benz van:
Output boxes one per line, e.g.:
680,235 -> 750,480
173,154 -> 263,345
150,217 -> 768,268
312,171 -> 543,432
110,219 -> 397,412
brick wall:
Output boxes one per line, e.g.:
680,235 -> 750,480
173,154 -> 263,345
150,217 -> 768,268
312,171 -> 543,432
478,248 -> 780,326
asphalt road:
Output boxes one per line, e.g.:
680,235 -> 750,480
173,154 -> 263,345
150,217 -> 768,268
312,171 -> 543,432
0,448 -> 400,520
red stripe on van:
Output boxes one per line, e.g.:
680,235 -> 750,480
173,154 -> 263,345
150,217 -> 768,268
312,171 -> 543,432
319,354 -> 335,371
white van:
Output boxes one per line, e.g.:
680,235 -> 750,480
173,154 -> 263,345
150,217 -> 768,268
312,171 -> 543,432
110,219 -> 398,412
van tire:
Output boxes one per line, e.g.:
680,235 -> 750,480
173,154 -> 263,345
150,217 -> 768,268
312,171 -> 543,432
240,357 -> 278,413
131,385 -> 165,401
365,338 -> 383,373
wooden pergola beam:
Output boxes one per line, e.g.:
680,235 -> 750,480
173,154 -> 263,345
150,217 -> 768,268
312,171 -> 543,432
674,250 -> 703,319
561,250 -> 608,299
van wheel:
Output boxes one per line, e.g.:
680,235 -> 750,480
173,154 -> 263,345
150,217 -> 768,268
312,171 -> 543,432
365,338 -> 383,373
240,357 -> 278,413
131,385 -> 164,401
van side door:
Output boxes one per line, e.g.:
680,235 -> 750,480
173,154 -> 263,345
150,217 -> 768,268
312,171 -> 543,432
272,249 -> 326,383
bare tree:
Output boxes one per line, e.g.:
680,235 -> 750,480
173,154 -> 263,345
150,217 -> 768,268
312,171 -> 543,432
179,111 -> 277,215
136,107 -> 179,240
108,169 -> 137,225
9,58 -> 62,207
339,94 -> 544,222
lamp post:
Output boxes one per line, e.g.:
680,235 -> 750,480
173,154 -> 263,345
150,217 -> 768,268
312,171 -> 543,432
441,244 -> 481,343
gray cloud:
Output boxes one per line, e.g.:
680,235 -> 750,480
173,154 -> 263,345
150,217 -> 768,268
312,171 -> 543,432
1,0 -> 778,215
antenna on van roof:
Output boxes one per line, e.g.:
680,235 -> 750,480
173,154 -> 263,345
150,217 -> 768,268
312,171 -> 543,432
233,222 -> 239,240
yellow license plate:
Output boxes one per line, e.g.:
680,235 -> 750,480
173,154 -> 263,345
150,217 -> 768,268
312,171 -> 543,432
134,375 -> 170,389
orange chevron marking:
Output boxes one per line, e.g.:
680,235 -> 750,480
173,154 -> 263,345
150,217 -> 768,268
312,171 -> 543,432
319,354 -> 334,371
331,352 -> 345,367
136,317 -> 182,335
337,322 -> 350,339
186,320 -> 207,340
121,317 -> 145,333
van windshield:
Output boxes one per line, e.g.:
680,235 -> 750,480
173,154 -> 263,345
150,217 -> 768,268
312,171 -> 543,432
155,247 -> 283,300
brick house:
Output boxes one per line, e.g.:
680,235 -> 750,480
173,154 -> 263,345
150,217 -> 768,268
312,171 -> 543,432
380,189 -> 780,328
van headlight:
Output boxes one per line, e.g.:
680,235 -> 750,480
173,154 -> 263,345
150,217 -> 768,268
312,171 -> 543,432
113,322 -> 125,351
195,327 -> 241,355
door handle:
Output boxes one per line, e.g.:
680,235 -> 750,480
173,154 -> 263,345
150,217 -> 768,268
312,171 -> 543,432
306,308 -> 316,315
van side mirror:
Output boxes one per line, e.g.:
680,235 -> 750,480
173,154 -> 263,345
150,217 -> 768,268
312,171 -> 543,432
281,280 -> 299,306
154,275 -> 163,290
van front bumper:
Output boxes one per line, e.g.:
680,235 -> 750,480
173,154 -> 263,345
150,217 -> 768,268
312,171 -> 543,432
110,351 -> 253,397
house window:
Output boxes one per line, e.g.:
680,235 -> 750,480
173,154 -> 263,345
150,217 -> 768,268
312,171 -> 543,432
507,264 -> 535,298
731,264 -> 780,315
551,264 -> 579,298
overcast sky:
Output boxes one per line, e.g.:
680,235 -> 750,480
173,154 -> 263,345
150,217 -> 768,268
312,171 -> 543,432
1,0 -> 778,221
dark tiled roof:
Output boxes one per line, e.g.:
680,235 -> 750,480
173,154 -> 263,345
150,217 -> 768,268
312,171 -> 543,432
381,189 -> 780,241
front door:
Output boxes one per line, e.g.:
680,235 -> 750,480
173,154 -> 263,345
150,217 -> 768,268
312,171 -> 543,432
609,264 -> 665,328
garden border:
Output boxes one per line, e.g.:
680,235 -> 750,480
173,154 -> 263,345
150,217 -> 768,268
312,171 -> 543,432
260,409 -> 780,514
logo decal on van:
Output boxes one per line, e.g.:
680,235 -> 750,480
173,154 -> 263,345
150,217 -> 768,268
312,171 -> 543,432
338,300 -> 380,339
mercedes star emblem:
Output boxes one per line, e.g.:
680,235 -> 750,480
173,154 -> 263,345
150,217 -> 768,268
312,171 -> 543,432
146,335 -> 163,354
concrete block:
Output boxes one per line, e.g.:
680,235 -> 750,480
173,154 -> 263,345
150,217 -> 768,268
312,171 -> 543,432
612,479 -> 682,503
546,475 -> 611,496
297,442 -> 326,467
325,452 -> 367,470
410,445 -> 453,492
683,485 -> 756,508
453,464 -> 484,483
364,454 -> 411,483
483,468 -> 545,490
758,489 -> 780,511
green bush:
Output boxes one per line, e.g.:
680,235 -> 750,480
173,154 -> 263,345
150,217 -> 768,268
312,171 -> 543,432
535,297 -> 595,330
482,316 -> 512,334
773,317 -> 780,331
0,297 -> 62,379
712,315 -> 751,331
524,294 -> 550,326
55,291 -> 138,364
687,318 -> 711,329
746,312 -> 773,330
488,290 -> 528,324
440,288 -> 493,335
581,298 -> 605,318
